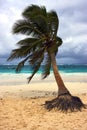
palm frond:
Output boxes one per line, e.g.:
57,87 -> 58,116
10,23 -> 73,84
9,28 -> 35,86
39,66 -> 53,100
22,5 -> 48,36
15,48 -> 45,73
17,38 -> 38,46
29,48 -> 45,65
47,11 -> 59,38
17,37 -> 46,48
8,38 -> 46,61
31,15 -> 48,34
27,59 -> 42,83
16,55 -> 30,72
42,53 -> 51,79
12,19 -> 43,38
22,5 -> 47,19
28,49 -> 44,82
7,46 -> 30,61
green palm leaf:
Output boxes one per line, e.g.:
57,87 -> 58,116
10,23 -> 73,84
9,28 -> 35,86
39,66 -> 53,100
22,5 -> 47,19
17,38 -> 38,45
8,38 -> 46,61
42,53 -> 51,79
16,55 -> 30,72
12,20 -> 43,38
29,48 -> 45,65
17,37 -> 46,49
16,48 -> 44,72
22,5 -> 50,36
28,49 -> 45,82
31,15 -> 48,35
47,11 -> 59,38
7,46 -> 30,60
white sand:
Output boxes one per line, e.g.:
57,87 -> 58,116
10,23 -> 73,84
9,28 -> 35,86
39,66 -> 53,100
0,73 -> 87,98
0,73 -> 87,130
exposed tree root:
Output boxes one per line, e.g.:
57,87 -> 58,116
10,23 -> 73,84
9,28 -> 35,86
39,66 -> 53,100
45,93 -> 86,112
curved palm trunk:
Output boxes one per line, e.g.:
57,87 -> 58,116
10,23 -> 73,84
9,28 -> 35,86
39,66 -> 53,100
50,53 -> 70,96
45,53 -> 85,112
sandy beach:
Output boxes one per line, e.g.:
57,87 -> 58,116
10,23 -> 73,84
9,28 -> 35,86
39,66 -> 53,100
0,73 -> 87,130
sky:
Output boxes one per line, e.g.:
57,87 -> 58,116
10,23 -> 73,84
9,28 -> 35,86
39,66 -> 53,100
0,0 -> 87,65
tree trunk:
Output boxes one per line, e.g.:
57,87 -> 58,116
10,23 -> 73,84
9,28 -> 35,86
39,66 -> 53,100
44,53 -> 85,112
50,53 -> 70,96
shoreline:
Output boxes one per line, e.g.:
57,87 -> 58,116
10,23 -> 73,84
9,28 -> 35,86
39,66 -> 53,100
0,73 -> 87,98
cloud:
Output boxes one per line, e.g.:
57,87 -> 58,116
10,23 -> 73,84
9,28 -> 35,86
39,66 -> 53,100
0,0 -> 87,64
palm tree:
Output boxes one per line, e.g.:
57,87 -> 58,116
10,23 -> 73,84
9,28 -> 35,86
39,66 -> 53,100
8,5 -> 85,112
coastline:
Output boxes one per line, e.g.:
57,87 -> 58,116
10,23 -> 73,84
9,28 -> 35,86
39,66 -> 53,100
0,73 -> 87,98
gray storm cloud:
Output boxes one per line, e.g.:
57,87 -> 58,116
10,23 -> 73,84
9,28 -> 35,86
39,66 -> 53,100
0,0 -> 87,64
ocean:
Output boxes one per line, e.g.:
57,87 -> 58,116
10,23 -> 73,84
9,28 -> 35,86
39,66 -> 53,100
0,65 -> 87,74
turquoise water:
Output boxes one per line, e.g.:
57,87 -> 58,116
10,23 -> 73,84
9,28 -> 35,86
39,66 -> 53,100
0,65 -> 87,74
